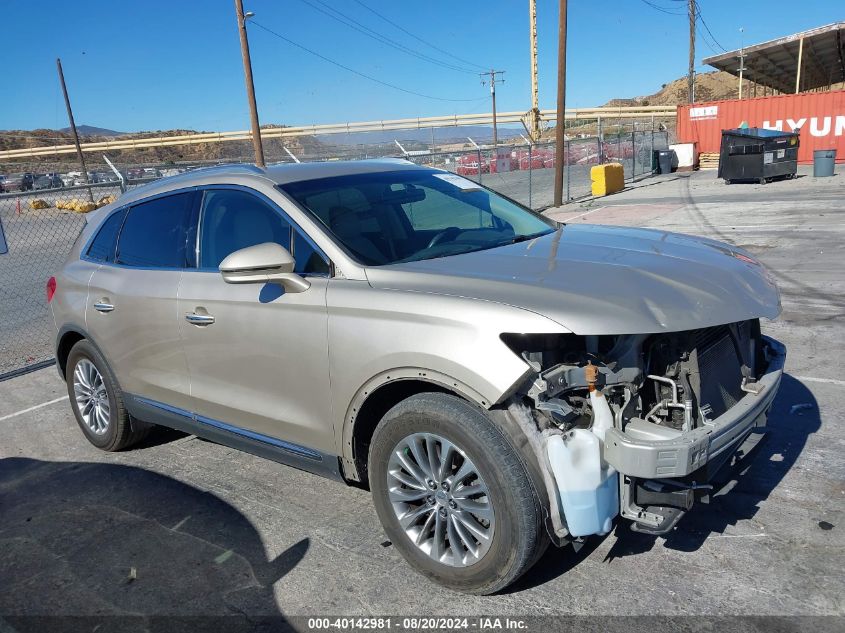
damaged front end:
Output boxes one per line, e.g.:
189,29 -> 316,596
502,321 -> 786,541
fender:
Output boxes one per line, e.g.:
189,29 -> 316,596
339,367 -> 490,478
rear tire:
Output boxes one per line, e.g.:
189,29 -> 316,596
65,339 -> 150,451
369,393 -> 547,594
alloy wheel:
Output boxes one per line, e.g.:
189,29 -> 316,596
73,359 -> 110,435
387,432 -> 495,567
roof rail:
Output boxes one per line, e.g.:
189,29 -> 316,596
183,163 -> 265,177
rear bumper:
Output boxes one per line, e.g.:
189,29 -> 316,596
604,336 -> 785,479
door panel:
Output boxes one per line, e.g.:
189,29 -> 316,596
87,266 -> 190,409
178,273 -> 334,454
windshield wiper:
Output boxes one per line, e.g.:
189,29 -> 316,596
493,230 -> 553,248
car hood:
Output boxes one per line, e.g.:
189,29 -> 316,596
364,224 -> 781,335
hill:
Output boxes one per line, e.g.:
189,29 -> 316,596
603,71 -> 744,107
0,126 -> 330,170
59,125 -> 125,136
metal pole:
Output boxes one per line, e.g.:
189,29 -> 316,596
529,0 -> 541,141
738,27 -> 746,100
234,0 -> 265,168
491,70 -> 498,148
528,142 -> 533,208
795,36 -> 804,93
552,0 -> 568,207
56,58 -> 93,202
481,70 -> 504,148
597,116 -> 603,164
565,140 -> 570,202
687,0 -> 695,103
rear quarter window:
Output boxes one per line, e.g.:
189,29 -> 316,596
116,192 -> 194,268
86,209 -> 127,263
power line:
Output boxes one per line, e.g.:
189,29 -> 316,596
249,21 -> 484,102
350,0 -> 487,71
637,0 -> 687,16
293,0 -> 477,74
695,7 -> 727,51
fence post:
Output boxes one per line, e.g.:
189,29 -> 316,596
597,116 -> 603,164
631,131 -> 636,178
565,140 -> 570,202
528,142 -> 533,209
477,148 -> 483,184
649,131 -> 654,173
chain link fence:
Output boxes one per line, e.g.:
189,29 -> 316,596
0,129 -> 668,379
404,130 -> 669,208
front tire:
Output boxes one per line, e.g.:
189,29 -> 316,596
369,393 -> 546,594
66,339 -> 149,451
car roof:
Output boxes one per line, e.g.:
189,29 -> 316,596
117,158 -> 427,204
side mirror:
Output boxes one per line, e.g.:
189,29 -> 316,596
219,242 -> 310,293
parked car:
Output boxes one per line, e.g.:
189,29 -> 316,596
49,160 -> 785,594
3,173 -> 34,191
34,173 -> 64,190
0,175 -> 6,193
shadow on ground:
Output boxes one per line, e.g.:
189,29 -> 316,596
0,457 -> 306,629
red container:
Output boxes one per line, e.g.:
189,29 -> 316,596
677,91 -> 845,163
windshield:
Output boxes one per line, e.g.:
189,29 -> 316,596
279,169 -> 556,266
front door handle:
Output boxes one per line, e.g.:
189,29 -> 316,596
93,302 -> 114,313
185,313 -> 215,326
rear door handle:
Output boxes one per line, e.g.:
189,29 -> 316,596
185,313 -> 215,326
93,302 -> 114,313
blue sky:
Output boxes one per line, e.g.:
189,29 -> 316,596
1,0 -> 840,132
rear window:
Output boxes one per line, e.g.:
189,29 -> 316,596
116,192 -> 193,268
86,209 -> 126,263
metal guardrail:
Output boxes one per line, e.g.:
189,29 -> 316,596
0,106 -> 677,159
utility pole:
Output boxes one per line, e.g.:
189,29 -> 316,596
528,0 -> 541,141
481,70 -> 505,147
56,58 -> 93,201
687,0 -> 696,103
234,0 -> 265,167
552,0 -> 568,207
738,27 -> 746,99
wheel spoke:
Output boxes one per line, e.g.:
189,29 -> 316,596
388,468 -> 426,490
450,513 -> 479,559
431,511 -> 446,561
398,503 -> 434,530
452,483 -> 484,499
415,509 -> 436,545
452,456 -> 478,486
388,486 -> 429,503
424,435 -> 441,482
455,498 -> 493,521
394,449 -> 429,488
406,436 -> 434,481
452,509 -> 492,542
437,441 -> 456,482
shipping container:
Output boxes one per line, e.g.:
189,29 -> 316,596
677,91 -> 845,164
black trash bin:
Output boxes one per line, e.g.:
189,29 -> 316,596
718,128 -> 799,184
655,149 -> 674,175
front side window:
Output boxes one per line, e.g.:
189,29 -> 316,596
198,190 -> 292,270
87,208 -> 127,263
116,193 -> 193,268
280,170 -> 555,266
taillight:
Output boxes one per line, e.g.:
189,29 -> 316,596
46,277 -> 57,303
